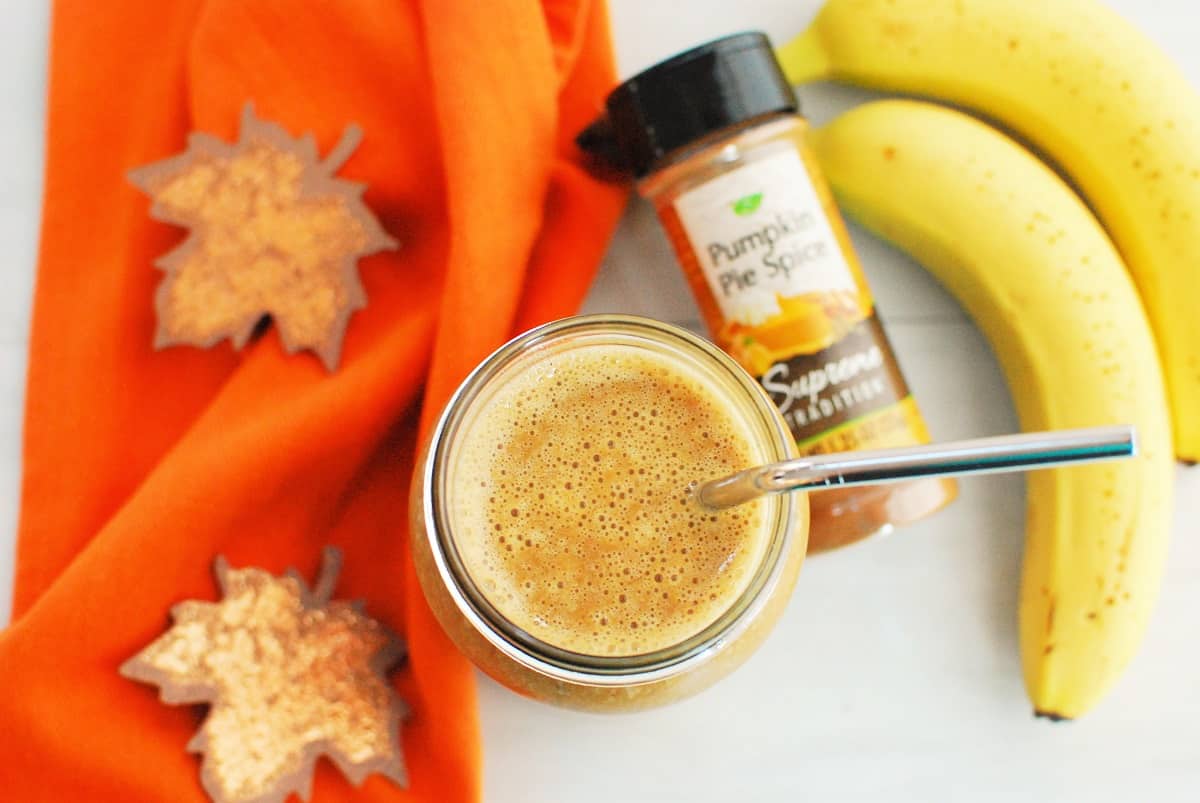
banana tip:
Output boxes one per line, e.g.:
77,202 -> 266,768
776,29 -> 832,85
1033,709 -> 1074,723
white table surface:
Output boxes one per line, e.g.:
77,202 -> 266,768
2,2 -> 1198,801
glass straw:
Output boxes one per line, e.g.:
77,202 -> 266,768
696,426 -> 1135,510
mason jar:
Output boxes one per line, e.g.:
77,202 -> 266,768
410,314 -> 808,711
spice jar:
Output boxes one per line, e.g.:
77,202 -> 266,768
578,32 -> 956,551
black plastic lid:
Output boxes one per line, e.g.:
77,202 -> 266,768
578,32 -> 797,178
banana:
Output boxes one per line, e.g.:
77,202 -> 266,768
779,0 -> 1200,462
807,100 -> 1174,719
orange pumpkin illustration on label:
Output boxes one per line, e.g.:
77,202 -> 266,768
724,289 -> 870,376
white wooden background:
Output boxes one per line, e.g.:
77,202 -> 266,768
1,2 -> 1197,801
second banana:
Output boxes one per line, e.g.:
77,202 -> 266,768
808,100 -> 1175,719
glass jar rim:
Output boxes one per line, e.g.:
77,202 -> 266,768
419,314 -> 804,688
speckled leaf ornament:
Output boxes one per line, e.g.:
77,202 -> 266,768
120,548 -> 408,803
129,104 -> 398,370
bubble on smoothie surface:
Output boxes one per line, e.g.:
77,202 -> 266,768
448,343 -> 770,657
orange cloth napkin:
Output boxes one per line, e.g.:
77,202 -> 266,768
0,1 -> 626,800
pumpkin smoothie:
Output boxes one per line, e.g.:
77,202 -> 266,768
446,342 -> 772,657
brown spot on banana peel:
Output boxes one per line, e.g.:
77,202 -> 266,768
1039,596 -> 1058,666
881,21 -> 914,39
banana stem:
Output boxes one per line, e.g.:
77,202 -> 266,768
776,28 -> 832,85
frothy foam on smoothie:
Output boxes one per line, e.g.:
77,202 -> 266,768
447,343 -> 770,656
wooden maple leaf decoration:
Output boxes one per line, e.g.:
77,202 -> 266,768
121,548 -> 408,803
129,104 -> 398,370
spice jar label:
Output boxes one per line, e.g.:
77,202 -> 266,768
670,147 -> 920,449
758,313 -> 912,447
674,149 -> 857,329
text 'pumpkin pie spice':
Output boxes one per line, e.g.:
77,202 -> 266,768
130,104 -> 397,370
